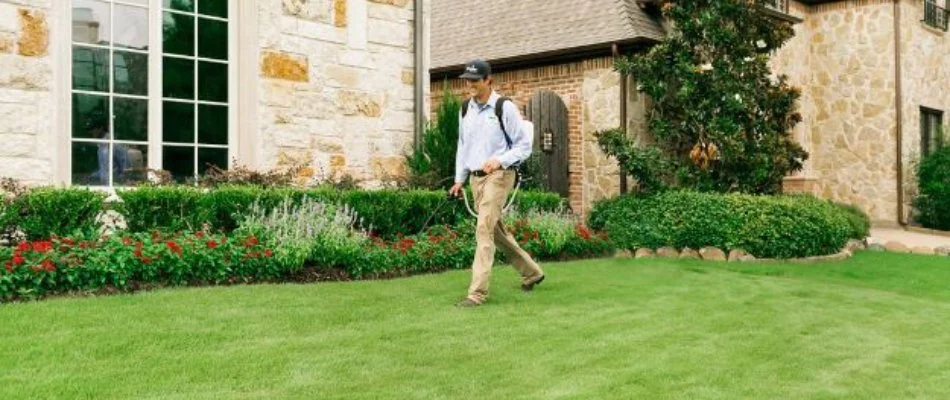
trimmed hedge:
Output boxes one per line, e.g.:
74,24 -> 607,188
115,185 -> 564,237
589,191 -> 863,259
914,146 -> 950,230
1,188 -> 106,241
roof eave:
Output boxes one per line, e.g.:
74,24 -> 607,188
429,37 -> 658,78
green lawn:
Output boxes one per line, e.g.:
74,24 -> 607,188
2,251 -> 950,399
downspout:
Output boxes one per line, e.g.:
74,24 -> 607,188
894,0 -> 907,226
614,43 -> 629,193
413,0 -> 425,150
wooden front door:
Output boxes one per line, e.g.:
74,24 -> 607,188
526,91 -> 570,197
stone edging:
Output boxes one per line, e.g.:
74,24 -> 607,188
614,238 -> 950,263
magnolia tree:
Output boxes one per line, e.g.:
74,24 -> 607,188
602,0 -> 808,194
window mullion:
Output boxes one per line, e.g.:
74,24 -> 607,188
107,1 -> 115,188
149,0 -> 162,174
194,1 -> 200,181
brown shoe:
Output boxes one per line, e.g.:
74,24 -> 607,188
456,298 -> 482,307
522,275 -> 545,292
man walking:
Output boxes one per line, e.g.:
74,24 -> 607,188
448,59 -> 545,307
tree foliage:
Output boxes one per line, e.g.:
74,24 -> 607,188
608,0 -> 808,194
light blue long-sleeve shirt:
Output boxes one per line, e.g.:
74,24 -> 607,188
454,91 -> 533,183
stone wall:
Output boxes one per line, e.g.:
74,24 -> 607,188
258,0 -> 426,186
769,0 -> 814,178
898,0 -> 950,222
771,0 -> 902,224
581,68 -> 621,206
0,0 -> 53,185
430,57 -> 640,214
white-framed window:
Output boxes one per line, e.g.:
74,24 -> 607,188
68,0 -> 236,186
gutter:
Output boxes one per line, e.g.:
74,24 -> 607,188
894,0 -> 907,226
413,0 -> 425,149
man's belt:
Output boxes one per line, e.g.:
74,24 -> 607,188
470,168 -> 509,177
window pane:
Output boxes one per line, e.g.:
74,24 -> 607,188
72,142 -> 110,186
163,57 -> 194,99
72,0 -> 110,45
114,97 -> 148,142
198,17 -> 228,60
163,101 -> 195,143
163,0 -> 194,12
198,61 -> 227,102
113,144 -> 149,186
113,4 -> 149,50
163,146 -> 196,182
113,51 -> 148,95
198,104 -> 227,145
72,46 -> 109,92
198,0 -> 227,18
199,147 -> 228,174
72,93 -> 110,140
162,11 -> 194,56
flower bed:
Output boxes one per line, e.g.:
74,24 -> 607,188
0,197 -> 612,302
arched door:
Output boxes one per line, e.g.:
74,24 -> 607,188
526,91 -> 570,197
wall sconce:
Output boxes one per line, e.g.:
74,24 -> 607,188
542,130 -> 553,152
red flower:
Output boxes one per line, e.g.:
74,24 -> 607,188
576,224 -> 592,240
207,240 -> 218,249
243,236 -> 259,247
264,249 -> 273,258
12,254 -> 25,266
15,241 -> 30,252
62,238 -> 76,246
33,241 -> 53,253
41,259 -> 56,272
140,256 -> 153,264
123,237 -> 132,245
165,240 -> 183,255
133,248 -> 143,258
195,231 -> 206,239
135,241 -> 143,249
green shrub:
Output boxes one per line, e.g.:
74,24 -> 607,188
589,191 -> 852,259
914,146 -> 950,230
116,186 -> 205,232
3,188 -> 106,240
111,185 -> 564,237
404,85 -> 462,190
830,201 -> 871,239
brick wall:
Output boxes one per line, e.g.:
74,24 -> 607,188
431,57 -> 619,214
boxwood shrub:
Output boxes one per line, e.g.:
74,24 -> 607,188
589,190 -> 863,259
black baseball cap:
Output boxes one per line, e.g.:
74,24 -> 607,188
459,59 -> 491,80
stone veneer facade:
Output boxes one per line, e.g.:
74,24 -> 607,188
0,0 -> 54,185
260,0 -> 429,185
773,0 -> 950,225
430,57 -> 648,214
0,0 -> 428,187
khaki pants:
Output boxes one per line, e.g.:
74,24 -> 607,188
467,169 -> 544,303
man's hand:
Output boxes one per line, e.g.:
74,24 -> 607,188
481,158 -> 502,174
448,182 -> 464,199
